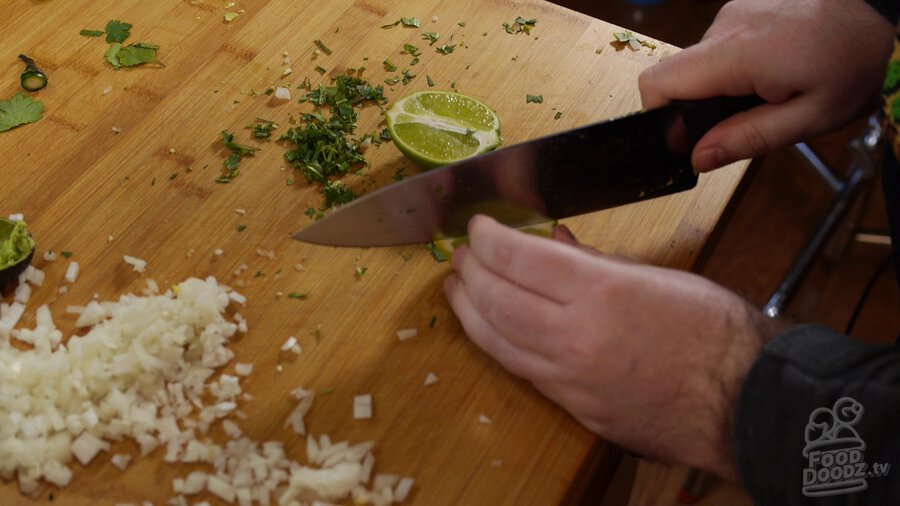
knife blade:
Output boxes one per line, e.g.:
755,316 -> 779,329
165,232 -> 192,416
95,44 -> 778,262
293,95 -> 763,247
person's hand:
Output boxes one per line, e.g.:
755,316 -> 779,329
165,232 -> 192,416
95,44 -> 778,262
639,0 -> 895,172
443,216 -> 784,480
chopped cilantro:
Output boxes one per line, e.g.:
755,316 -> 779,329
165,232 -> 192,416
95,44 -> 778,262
383,59 -> 398,72
224,12 -> 239,22
429,315 -> 437,328
304,207 -> 316,218
526,94 -> 543,103
436,44 -> 456,55
254,271 -> 264,278
458,21 -> 467,27
421,32 -> 440,45
554,111 -> 563,120
105,20 -> 132,43
321,180 -> 356,207
61,251 -> 73,259
385,76 -> 401,85
393,168 -> 406,181
246,119 -> 278,139
379,128 -> 392,141
355,265 -> 368,277
287,292 -> 308,299
236,224 -> 247,232
503,16 -> 537,35
80,29 -> 104,37
0,93 -> 44,132
426,75 -> 435,87
314,39 -> 333,55
314,65 -> 327,75
612,31 -> 657,51
282,76 -> 385,185
218,130 -> 260,183
403,44 -> 421,57
382,17 -> 420,28
169,172 -> 178,180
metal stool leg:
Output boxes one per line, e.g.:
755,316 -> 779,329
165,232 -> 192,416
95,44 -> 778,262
763,118 -> 882,318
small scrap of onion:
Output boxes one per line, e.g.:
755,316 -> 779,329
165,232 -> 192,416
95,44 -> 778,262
479,414 -> 492,425
424,372 -> 439,386
353,394 -> 373,420
123,254 -> 147,273
273,86 -> 291,100
64,260 -> 79,283
396,328 -> 417,341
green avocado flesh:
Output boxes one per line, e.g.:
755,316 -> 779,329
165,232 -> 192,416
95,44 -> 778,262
0,219 -> 35,270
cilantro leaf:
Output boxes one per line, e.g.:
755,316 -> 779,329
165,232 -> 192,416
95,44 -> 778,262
0,93 -> 44,132
116,43 -> 160,67
80,29 -> 104,37
105,42 -> 160,69
436,44 -> 456,55
106,43 -> 123,69
526,94 -> 543,103
105,20 -> 133,43
401,17 -> 421,27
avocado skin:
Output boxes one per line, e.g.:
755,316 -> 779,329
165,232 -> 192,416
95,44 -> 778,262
0,247 -> 34,292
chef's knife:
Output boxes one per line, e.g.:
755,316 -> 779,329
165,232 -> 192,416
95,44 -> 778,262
293,95 -> 764,247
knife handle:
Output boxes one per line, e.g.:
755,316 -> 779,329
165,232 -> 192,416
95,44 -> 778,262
677,95 -> 766,147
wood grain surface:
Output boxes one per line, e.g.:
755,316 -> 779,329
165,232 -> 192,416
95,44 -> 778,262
0,0 -> 748,504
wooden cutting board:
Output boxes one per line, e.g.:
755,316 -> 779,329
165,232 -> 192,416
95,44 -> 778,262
0,0 -> 747,504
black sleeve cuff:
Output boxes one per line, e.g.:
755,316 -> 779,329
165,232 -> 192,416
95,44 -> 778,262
733,325 -> 900,504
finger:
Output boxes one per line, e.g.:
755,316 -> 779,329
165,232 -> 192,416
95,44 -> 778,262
638,37 -> 788,110
452,245 -> 564,355
444,274 -> 553,380
691,94 -> 821,171
552,224 -> 600,256
466,215 -> 590,304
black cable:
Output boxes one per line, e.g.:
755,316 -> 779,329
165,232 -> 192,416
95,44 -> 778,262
845,252 -> 895,335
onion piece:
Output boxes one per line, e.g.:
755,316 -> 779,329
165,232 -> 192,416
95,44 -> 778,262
353,394 -> 373,420
64,260 -> 79,283
123,255 -> 147,273
424,372 -> 439,386
396,328 -> 417,341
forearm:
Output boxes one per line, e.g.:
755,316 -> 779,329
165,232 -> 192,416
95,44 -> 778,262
734,325 -> 900,503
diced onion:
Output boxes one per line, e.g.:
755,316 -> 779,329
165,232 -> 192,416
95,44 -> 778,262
64,261 -> 79,283
396,328 -> 417,341
424,372 -> 439,386
280,336 -> 297,352
353,394 -> 373,420
273,87 -> 291,100
123,255 -> 147,273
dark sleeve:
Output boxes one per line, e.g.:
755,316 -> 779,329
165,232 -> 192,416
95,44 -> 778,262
865,0 -> 900,25
733,325 -> 900,505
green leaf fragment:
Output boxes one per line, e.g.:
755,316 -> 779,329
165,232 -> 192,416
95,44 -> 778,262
526,94 -> 543,103
0,93 -> 44,132
80,29 -> 104,37
314,39 -> 333,55
105,20 -> 132,43
224,12 -> 239,22
436,44 -> 456,54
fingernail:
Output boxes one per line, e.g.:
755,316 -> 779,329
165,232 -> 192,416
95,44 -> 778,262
694,146 -> 725,172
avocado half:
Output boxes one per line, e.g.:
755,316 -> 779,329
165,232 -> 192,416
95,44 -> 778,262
0,218 -> 36,290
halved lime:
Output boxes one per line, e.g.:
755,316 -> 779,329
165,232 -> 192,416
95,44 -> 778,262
386,91 -> 501,169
